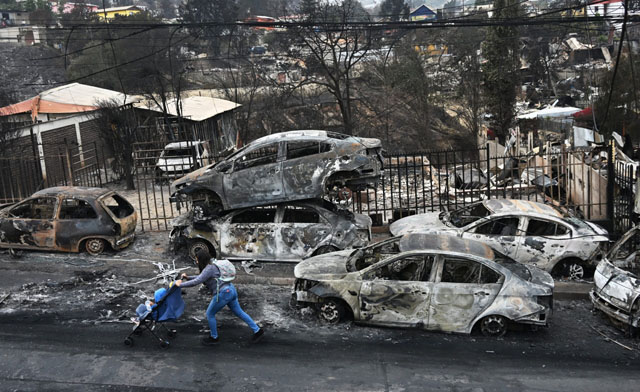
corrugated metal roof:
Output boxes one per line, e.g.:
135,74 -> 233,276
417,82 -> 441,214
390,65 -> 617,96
39,83 -> 128,106
135,96 -> 241,122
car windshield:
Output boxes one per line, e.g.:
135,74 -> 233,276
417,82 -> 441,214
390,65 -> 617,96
563,217 -> 592,231
493,250 -> 532,281
446,202 -> 491,228
345,237 -> 401,272
164,148 -> 194,157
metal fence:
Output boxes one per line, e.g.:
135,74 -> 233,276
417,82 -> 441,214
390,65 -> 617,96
0,141 -> 113,204
133,140 -> 220,231
351,145 -> 610,227
132,142 -> 620,233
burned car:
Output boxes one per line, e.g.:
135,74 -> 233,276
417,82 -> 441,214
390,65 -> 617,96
170,130 -> 383,215
292,233 -> 554,336
590,226 -> 640,332
170,200 -> 372,262
0,187 -> 137,255
390,199 -> 608,280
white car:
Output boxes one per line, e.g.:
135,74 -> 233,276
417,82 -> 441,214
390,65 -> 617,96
590,226 -> 640,332
390,199 -> 609,280
156,141 -> 210,179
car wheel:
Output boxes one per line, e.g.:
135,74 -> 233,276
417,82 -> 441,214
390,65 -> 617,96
313,245 -> 338,256
317,298 -> 346,324
480,315 -> 507,337
553,259 -> 588,281
188,240 -> 214,262
85,238 -> 106,256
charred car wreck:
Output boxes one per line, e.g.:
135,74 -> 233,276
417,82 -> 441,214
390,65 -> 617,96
390,199 -> 609,280
293,233 -> 554,336
0,187 -> 137,255
171,200 -> 372,262
170,130 -> 383,217
591,226 -> 640,333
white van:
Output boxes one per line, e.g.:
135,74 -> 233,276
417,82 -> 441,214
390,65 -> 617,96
155,141 -> 210,180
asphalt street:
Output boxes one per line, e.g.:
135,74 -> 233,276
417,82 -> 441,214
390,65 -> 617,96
0,234 -> 639,391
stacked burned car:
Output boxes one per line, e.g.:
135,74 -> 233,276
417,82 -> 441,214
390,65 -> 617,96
170,130 -> 382,261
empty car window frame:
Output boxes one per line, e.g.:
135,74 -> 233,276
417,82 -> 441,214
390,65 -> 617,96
285,141 -> 333,160
8,197 -> 58,220
234,143 -> 280,171
524,217 -> 570,237
437,255 -> 504,284
99,194 -> 135,219
471,216 -> 522,236
362,252 -> 437,282
230,206 -> 278,224
58,198 -> 98,220
281,205 -> 326,224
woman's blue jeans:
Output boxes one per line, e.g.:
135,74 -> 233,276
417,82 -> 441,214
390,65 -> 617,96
206,283 -> 259,338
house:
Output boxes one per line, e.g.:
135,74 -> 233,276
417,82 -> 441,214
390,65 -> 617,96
0,9 -> 29,25
93,5 -> 142,20
587,0 -> 625,17
0,83 -> 130,124
410,5 -> 437,21
0,85 -> 242,201
50,2 -> 99,14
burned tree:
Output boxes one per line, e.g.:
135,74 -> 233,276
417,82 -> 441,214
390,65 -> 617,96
287,0 -> 379,135
95,100 -> 138,190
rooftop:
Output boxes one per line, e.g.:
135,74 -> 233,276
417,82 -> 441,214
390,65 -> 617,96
399,233 -> 495,260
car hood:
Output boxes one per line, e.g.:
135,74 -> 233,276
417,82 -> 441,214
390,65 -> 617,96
294,250 -> 352,279
389,213 -> 447,235
593,259 -> 640,311
356,137 -> 382,149
171,164 -> 214,190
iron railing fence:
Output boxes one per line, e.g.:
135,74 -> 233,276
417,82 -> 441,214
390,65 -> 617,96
133,140 -> 224,231
351,145 -> 609,226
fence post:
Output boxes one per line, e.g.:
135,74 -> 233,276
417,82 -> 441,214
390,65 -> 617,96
606,141 -> 615,227
64,139 -> 74,186
485,143 -> 491,199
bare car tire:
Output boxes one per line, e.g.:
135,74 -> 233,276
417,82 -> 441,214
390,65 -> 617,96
480,315 -> 507,337
188,240 -> 214,262
85,238 -> 106,256
317,298 -> 346,324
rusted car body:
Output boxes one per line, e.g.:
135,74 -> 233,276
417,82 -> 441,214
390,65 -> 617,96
170,200 -> 372,262
591,226 -> 640,331
0,187 -> 137,255
170,130 -> 383,214
292,234 -> 554,336
390,199 -> 608,279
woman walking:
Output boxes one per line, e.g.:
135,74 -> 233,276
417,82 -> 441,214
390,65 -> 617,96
176,249 -> 264,345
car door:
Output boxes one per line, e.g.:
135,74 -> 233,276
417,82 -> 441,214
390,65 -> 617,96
219,206 -> 279,260
462,216 -> 523,258
279,204 -> 333,259
514,217 -> 571,269
358,254 -> 435,327
0,196 -> 57,249
281,140 -> 333,198
428,255 -> 503,333
55,197 -> 102,252
223,142 -> 283,208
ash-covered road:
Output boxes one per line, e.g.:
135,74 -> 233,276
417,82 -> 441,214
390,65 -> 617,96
0,235 -> 639,391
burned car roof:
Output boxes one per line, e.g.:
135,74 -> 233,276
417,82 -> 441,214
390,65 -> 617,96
32,186 -> 113,198
399,233 -> 495,260
484,199 -> 561,217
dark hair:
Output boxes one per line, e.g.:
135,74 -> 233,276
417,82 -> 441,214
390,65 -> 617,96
195,248 -> 211,272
